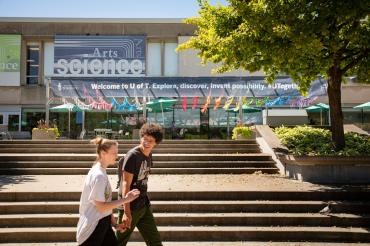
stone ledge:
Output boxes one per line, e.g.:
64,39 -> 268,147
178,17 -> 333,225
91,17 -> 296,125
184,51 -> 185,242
255,124 -> 370,184
282,155 -> 370,166
281,155 -> 370,184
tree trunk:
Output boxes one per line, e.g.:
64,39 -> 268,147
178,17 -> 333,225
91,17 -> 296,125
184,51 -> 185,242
327,66 -> 345,150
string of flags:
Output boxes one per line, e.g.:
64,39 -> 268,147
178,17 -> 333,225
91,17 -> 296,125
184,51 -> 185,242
51,91 -> 319,113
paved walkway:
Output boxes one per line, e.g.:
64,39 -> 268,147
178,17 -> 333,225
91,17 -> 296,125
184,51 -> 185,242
1,173 -> 369,193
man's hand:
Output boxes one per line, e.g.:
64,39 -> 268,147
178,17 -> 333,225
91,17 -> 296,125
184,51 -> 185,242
122,212 -> 132,229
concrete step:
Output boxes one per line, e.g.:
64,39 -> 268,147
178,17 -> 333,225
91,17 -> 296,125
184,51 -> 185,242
0,160 -> 277,168
0,147 -> 261,154
0,153 -> 273,162
1,191 -> 370,202
1,242 -> 370,246
2,201 -> 369,214
0,143 -> 260,149
0,140 -> 257,144
0,167 -> 279,175
1,213 -> 369,227
0,226 -> 369,243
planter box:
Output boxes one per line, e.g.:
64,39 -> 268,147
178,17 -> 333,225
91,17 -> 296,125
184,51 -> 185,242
32,129 -> 57,140
235,131 -> 256,140
280,155 -> 370,184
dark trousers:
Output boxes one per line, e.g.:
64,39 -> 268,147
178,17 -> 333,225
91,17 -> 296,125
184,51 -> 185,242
116,206 -> 162,246
80,215 -> 117,246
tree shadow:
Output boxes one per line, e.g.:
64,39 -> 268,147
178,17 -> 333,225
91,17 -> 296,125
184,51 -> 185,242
0,175 -> 37,191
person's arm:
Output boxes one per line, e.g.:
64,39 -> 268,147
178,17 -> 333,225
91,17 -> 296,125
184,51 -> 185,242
94,188 -> 139,213
121,170 -> 134,228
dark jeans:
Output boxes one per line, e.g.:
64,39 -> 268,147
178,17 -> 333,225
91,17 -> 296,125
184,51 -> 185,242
116,206 -> 162,246
80,215 -> 117,246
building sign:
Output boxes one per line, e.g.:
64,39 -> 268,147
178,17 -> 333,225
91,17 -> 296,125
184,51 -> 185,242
54,35 -> 146,77
0,35 -> 21,86
51,76 -> 327,104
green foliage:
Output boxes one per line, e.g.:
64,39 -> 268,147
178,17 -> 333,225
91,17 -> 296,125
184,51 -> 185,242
232,126 -> 253,140
178,0 -> 370,89
48,127 -> 61,138
274,126 -> 370,156
177,0 -> 369,149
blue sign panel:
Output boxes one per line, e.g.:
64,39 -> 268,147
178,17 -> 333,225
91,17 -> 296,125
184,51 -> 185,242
51,76 -> 327,103
54,35 -> 146,77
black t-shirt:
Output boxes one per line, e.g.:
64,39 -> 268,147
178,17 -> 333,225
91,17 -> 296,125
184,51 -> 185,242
118,146 -> 152,211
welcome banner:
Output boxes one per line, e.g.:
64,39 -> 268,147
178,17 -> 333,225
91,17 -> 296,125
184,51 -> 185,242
50,76 -> 327,103
54,35 -> 146,77
0,35 -> 21,86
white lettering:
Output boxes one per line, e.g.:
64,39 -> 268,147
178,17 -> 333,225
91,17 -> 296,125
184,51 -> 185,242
55,59 -> 68,75
116,60 -> 130,74
130,59 -> 143,75
89,59 -> 103,75
93,48 -> 101,57
91,83 -> 121,90
54,58 -> 144,76
0,62 -> 18,70
69,59 -> 82,74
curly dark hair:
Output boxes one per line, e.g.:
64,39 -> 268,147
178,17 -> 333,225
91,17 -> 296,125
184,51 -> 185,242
139,123 -> 164,144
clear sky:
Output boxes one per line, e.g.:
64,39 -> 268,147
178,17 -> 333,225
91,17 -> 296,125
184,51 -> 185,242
0,0 -> 228,18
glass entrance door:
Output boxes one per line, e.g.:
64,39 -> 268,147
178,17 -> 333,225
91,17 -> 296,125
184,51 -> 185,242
0,112 -> 21,131
8,114 -> 20,131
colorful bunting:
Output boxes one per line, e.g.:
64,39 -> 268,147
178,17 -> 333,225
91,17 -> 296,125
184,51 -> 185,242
214,96 -> 222,110
223,97 -> 234,110
182,97 -> 187,112
201,96 -> 211,114
192,96 -> 199,110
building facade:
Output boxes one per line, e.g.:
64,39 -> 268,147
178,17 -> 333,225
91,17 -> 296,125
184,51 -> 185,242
0,17 -> 369,139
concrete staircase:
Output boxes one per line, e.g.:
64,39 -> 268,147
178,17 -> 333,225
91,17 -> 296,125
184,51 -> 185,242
0,139 -> 370,244
0,191 -> 370,243
0,140 -> 278,175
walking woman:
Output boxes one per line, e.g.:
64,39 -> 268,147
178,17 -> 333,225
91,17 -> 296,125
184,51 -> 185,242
77,137 -> 140,246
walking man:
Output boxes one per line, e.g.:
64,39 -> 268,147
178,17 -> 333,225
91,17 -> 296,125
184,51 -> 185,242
116,123 -> 164,246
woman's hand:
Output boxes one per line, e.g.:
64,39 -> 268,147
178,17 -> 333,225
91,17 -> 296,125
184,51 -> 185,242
124,189 -> 140,203
115,223 -> 128,233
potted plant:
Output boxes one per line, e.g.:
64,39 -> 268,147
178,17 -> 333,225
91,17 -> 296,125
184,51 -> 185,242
32,119 -> 60,140
232,125 -> 255,140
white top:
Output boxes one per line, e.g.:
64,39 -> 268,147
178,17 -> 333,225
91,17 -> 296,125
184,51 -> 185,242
76,163 -> 112,245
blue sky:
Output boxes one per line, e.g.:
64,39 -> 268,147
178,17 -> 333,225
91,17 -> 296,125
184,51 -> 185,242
0,0 -> 228,18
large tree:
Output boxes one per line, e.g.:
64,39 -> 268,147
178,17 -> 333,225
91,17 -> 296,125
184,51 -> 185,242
178,0 -> 369,150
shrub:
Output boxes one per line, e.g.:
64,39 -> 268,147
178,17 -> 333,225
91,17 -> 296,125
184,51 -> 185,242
232,126 -> 253,140
274,126 -> 370,156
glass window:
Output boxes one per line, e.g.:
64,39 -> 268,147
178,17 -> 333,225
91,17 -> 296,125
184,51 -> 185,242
8,114 -> 19,131
21,108 -> 45,132
147,43 -> 161,76
164,43 -> 178,76
0,114 -> 3,124
26,43 -> 40,85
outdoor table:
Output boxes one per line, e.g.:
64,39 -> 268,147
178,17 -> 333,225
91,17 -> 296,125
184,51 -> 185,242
94,128 -> 113,138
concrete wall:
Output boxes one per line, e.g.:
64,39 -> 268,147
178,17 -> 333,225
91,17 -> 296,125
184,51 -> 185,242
263,109 -> 309,126
0,86 -> 45,105
178,36 -> 266,77
0,20 -> 369,106
0,21 -> 195,37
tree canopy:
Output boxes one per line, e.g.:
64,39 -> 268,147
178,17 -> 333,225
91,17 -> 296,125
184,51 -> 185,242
178,0 -> 369,149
